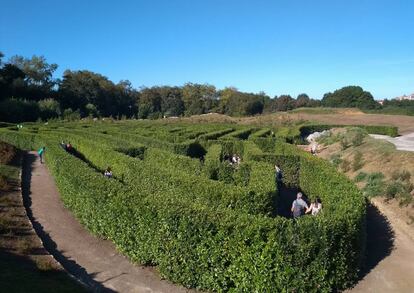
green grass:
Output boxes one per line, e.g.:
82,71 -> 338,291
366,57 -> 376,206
289,107 -> 337,114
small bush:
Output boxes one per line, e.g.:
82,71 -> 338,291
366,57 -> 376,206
363,172 -> 386,197
351,131 -> 365,146
352,151 -> 364,171
385,181 -> 405,201
330,154 -> 342,167
340,137 -> 350,150
354,172 -> 368,182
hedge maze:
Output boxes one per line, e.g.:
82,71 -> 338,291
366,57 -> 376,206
0,120 -> 388,292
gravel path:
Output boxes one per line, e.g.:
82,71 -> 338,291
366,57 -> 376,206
23,151 -> 194,293
370,132 -> 414,152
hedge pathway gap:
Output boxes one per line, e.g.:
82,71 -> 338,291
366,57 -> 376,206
23,151 -> 195,293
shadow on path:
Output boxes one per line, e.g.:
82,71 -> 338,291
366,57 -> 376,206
21,153 -> 116,293
357,203 -> 395,281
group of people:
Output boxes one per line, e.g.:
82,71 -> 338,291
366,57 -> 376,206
291,192 -> 322,218
224,154 -> 242,166
274,164 -> 322,218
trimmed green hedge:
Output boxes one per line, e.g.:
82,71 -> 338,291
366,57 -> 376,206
0,123 -> 366,292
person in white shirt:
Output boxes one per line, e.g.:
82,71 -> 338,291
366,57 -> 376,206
306,197 -> 322,215
104,167 -> 113,179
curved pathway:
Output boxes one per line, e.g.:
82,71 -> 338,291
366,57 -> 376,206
347,200 -> 414,293
370,132 -> 414,152
22,152 -> 194,293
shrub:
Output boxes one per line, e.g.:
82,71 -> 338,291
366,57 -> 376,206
63,108 -> 81,121
363,172 -> 386,197
354,172 -> 368,182
340,137 -> 350,150
0,123 -> 366,293
351,129 -> 366,147
352,151 -> 364,171
330,154 -> 342,168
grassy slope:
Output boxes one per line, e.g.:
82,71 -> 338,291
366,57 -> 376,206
317,130 -> 414,224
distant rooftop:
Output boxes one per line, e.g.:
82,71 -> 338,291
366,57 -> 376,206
395,93 -> 414,101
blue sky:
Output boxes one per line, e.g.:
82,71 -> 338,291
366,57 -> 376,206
1,0 -> 413,99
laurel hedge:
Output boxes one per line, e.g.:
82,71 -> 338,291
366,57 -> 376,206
0,123 -> 366,292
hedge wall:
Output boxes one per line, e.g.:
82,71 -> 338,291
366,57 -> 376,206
0,124 -> 366,292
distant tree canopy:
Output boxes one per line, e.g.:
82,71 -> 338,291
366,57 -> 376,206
321,86 -> 379,109
3,51 -> 408,123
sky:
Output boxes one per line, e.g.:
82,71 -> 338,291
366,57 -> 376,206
1,0 -> 413,99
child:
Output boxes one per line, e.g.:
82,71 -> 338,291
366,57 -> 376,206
38,146 -> 46,164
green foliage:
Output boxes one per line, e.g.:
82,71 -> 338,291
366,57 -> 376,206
300,124 -> 399,138
321,86 -> 379,109
38,98 -> 61,120
352,151 -> 364,171
0,121 -> 367,292
330,154 -> 342,168
63,108 -> 81,121
362,172 -> 386,197
340,137 -> 350,150
354,171 -> 368,182
351,129 -> 366,146
0,99 -> 40,123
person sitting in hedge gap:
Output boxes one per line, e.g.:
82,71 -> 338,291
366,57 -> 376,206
291,192 -> 308,219
306,197 -> 322,215
66,142 -> 73,152
104,167 -> 113,179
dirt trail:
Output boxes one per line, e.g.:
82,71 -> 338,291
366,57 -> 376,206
22,152 -> 194,293
347,200 -> 414,293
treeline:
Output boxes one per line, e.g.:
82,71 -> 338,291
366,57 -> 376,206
0,52 -> 412,122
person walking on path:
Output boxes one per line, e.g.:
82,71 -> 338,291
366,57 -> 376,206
291,192 -> 308,219
37,146 -> 46,164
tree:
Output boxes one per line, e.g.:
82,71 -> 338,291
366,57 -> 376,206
182,83 -> 216,116
275,95 -> 295,111
9,55 -> 58,100
58,70 -> 137,118
0,63 -> 26,100
138,87 -> 162,118
296,93 -> 310,108
158,86 -> 184,117
322,86 -> 379,109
